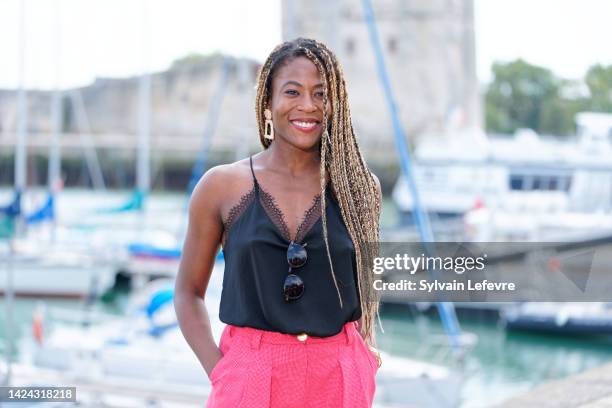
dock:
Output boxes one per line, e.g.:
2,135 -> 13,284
497,361 -> 612,407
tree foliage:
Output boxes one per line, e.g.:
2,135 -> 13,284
585,64 -> 612,112
485,60 -> 612,135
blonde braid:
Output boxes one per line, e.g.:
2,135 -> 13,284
298,46 -> 345,310
254,38 -> 382,347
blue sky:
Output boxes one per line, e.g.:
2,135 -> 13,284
0,0 -> 610,89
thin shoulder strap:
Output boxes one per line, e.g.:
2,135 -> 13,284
249,155 -> 259,190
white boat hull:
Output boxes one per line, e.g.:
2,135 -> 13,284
0,254 -> 116,298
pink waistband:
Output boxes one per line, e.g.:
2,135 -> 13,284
224,321 -> 359,349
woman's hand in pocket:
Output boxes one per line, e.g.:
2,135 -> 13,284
206,349 -> 224,380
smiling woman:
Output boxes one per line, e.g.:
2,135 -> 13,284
268,58 -> 326,143
175,38 -> 382,408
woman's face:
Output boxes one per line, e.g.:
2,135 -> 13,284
268,56 -> 328,151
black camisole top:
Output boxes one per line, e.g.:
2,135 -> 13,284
218,156 -> 362,337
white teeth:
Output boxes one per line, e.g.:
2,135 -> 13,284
293,121 -> 317,128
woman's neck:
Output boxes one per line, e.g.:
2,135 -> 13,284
262,142 -> 322,178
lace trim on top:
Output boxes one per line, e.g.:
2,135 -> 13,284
222,187 -> 256,246
258,187 -> 292,241
259,184 -> 325,243
294,191 -> 323,243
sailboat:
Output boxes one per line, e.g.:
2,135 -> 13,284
0,1 -> 117,299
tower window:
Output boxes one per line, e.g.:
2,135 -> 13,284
346,38 -> 355,55
388,37 -> 397,54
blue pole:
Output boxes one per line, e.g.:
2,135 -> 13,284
361,0 -> 462,349
186,58 -> 232,199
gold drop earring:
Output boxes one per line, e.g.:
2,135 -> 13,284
264,109 -> 274,140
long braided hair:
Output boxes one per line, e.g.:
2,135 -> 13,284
255,38 -> 382,346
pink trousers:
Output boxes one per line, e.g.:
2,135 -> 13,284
205,321 -> 378,408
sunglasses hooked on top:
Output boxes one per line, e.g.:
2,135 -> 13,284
284,241 -> 308,302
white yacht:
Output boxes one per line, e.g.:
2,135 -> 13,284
392,112 -> 612,240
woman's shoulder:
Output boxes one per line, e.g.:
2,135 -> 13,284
189,157 -> 256,216
199,158 -> 253,185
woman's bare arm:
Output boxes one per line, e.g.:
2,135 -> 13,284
174,166 -> 227,379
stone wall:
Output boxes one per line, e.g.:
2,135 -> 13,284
0,55 -> 262,161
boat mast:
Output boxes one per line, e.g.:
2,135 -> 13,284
185,58 -> 232,198
14,0 -> 28,212
136,0 -> 151,200
48,0 -> 63,195
4,0 -> 28,387
361,0 -> 463,351
69,90 -> 106,190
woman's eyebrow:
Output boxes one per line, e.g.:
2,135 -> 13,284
282,80 -> 303,88
281,81 -> 324,89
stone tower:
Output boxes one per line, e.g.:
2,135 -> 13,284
282,0 -> 481,152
